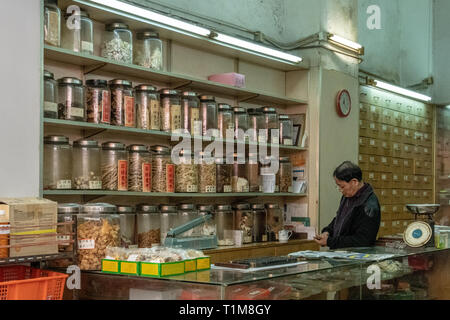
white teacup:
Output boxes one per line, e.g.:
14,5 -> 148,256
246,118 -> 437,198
278,229 -> 293,242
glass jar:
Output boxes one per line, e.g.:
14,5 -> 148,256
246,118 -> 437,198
232,153 -> 249,193
57,203 -> 80,253
77,203 -> 119,270
86,79 -> 111,124
61,9 -> 94,55
262,107 -> 279,144
101,23 -> 133,64
44,70 -> 58,119
117,205 -> 136,248
197,205 -> 216,237
175,150 -> 198,193
251,203 -> 267,242
160,205 -> 177,244
72,140 -> 102,190
137,204 -> 160,247
109,79 -> 135,127
58,77 -> 85,121
260,156 -> 278,193
247,108 -> 264,143
159,89 -> 181,133
181,91 -> 201,136
266,203 -> 283,241
279,114 -> 294,145
43,135 -> 72,190
127,144 -> 152,192
151,145 -> 175,193
177,204 -> 197,237
278,157 -> 293,193
135,84 -> 160,130
218,103 -> 234,140
134,31 -> 163,70
215,204 -> 234,246
196,152 -> 216,193
233,203 -> 253,244
44,0 -> 61,47
233,107 -> 248,140
216,157 -> 232,193
199,95 -> 218,137
100,142 -> 128,191
247,153 -> 260,192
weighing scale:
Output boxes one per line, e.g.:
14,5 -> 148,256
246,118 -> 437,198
403,204 -> 440,248
164,214 -> 218,249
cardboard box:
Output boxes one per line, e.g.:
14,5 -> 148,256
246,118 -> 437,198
0,198 -> 58,258
360,103 -> 370,120
208,72 -> 245,88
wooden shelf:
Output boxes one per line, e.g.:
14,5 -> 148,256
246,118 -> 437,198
0,253 -> 73,266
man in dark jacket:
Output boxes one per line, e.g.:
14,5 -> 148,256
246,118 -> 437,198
314,161 -> 381,249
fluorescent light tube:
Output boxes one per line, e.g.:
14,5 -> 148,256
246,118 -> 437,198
374,80 -> 432,102
328,34 -> 362,50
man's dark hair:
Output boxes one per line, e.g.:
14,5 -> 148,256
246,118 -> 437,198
333,161 -> 362,182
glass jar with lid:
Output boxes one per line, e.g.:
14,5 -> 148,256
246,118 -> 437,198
109,79 -> 135,127
134,30 -> 163,70
43,135 -> 72,190
177,204 -> 197,237
44,70 -> 58,119
127,144 -> 152,192
44,0 -> 61,47
278,157 -> 293,193
247,108 -> 264,143
101,23 -> 133,64
216,157 -> 232,193
233,107 -> 248,141
218,104 -> 234,140
58,77 -> 85,121
159,89 -> 181,133
197,151 -> 216,193
181,91 -> 201,136
117,205 -> 136,248
61,9 -> 94,55
100,142 -> 128,191
199,95 -> 218,137
279,115 -> 294,146
160,205 -> 178,244
135,84 -> 160,131
262,107 -> 279,144
232,153 -> 249,193
136,204 -> 160,247
215,204 -> 234,246
175,150 -> 198,193
57,203 -> 80,253
233,203 -> 253,244
260,156 -> 278,193
251,203 -> 267,242
266,203 -> 283,241
72,140 -> 102,190
151,145 -> 175,193
85,79 -> 110,124
77,203 -> 119,270
247,153 -> 260,192
196,205 -> 216,237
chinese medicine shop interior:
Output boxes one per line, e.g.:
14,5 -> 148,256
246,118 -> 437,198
0,0 -> 449,301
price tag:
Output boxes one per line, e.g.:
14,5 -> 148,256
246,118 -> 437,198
57,180 -> 72,189
283,139 -> 293,146
205,185 -> 216,193
142,163 -> 152,192
124,96 -> 135,127
187,185 -> 198,192
89,180 -> 102,190
224,185 -> 232,193
69,107 -> 84,118
166,164 -> 175,193
44,101 -> 58,113
118,160 -> 128,191
101,90 -> 111,123
78,239 -> 95,250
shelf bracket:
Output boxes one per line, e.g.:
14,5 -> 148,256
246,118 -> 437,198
82,129 -> 107,140
84,63 -> 107,75
172,80 -> 193,90
238,94 -> 259,103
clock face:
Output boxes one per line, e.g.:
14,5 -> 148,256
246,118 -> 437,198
403,221 -> 432,247
337,90 -> 351,117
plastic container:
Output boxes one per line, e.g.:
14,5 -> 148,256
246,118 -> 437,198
109,79 -> 135,127
233,203 -> 253,244
215,204 -> 234,246
266,203 -> 283,241
135,84 -> 160,130
260,157 -> 278,193
43,70 -> 58,119
278,157 -> 293,193
56,203 -> 79,253
177,204 -> 197,237
127,144 -> 152,192
72,140 -> 102,190
247,153 -> 260,192
181,91 -> 201,136
262,107 -> 279,144
216,157 -> 232,193
134,30 -> 163,70
137,204 -> 160,247
151,145 -> 175,193
86,79 -> 111,124
117,205 -> 136,248
43,135 -> 72,190
198,152 -> 216,193
44,0 -> 61,47
57,77 -> 85,121
61,9 -> 94,55
197,205 -> 216,236
159,89 -> 181,133
101,23 -> 133,64
100,142 -> 128,191
247,108 -> 264,143
233,107 -> 248,140
160,205 -> 178,244
218,103 -> 234,139
175,150 -> 198,193
199,95 -> 218,137
279,115 -> 294,145
232,153 -> 249,193
251,203 -> 267,242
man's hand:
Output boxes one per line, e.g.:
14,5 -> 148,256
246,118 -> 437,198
314,232 -> 329,247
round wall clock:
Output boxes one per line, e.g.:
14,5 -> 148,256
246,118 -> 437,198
336,89 -> 352,117
403,221 -> 432,248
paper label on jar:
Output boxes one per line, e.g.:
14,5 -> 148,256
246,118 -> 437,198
89,180 -> 102,190
150,100 -> 160,130
69,107 -> 84,119
44,101 -> 58,113
224,185 -> 232,193
0,225 -> 10,235
166,164 -> 175,193
190,108 -> 201,136
204,185 -> 216,193
57,180 -> 72,189
46,11 -> 60,46
258,135 -> 267,144
187,185 -> 198,192
101,90 -> 111,124
124,96 -> 135,127
271,137 -> 279,145
142,163 -> 152,192
81,41 -> 93,54
170,104 -> 182,131
57,235 -> 70,242
118,160 -> 128,191
283,139 -> 293,146
78,239 -> 95,250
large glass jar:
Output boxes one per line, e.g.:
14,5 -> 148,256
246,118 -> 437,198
127,144 -> 151,192
58,77 -> 85,121
248,108 -> 264,143
247,153 -> 260,192
100,142 -> 128,191
233,203 -> 253,244
266,203 -> 283,241
177,204 -> 197,237
279,114 -> 294,145
262,107 -> 279,144
137,204 -> 160,247
260,156 -> 278,193
134,31 -> 163,70
135,84 -> 160,131
72,140 -> 102,190
160,205 -> 177,244
86,79 -> 111,124
57,203 -> 80,253
218,103 -> 234,140
109,79 -> 135,127
159,89 -> 181,133
232,153 -> 249,193
198,152 -> 216,193
44,70 -> 58,119
181,91 -> 201,136
77,203 -> 119,270
61,9 -> 94,55
151,145 -> 175,193
101,23 -> 133,64
199,95 -> 218,137
216,157 -> 232,193
233,107 -> 248,141
215,204 -> 234,246
117,205 -> 136,248
44,0 -> 61,47
278,157 -> 293,193
251,203 -> 267,242
196,205 -> 216,237
175,150 -> 198,193
43,135 -> 72,190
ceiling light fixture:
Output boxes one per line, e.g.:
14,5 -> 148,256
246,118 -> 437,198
327,33 -> 364,55
368,78 -> 432,102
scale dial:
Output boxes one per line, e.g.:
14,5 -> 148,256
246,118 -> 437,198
403,221 -> 432,248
